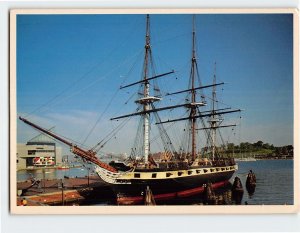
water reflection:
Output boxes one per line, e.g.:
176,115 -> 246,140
17,167 -> 88,181
152,180 -> 254,206
201,181 -> 246,205
198,174 -> 256,205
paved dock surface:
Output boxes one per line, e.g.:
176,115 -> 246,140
17,176 -> 114,206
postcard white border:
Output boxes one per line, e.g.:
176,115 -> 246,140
9,8 -> 299,215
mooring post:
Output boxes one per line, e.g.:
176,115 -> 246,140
246,170 -> 256,196
61,179 -> 64,206
231,176 -> 244,204
203,182 -> 217,205
144,186 -> 156,205
88,167 -> 90,188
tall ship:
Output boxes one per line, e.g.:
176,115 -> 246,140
19,15 -> 241,205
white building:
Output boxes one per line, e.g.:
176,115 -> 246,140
17,133 -> 62,170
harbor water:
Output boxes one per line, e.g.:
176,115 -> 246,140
234,159 -> 293,205
17,159 -> 294,205
17,167 -> 91,181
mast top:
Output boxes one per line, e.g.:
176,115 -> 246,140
145,14 -> 150,49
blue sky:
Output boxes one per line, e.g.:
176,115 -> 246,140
17,14 -> 293,154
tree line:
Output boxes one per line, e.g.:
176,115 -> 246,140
222,140 -> 293,158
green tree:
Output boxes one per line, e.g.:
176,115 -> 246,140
275,147 -> 282,155
263,143 -> 270,149
282,147 -> 288,155
253,140 -> 263,149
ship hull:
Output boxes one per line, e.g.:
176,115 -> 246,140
116,180 -> 230,205
110,169 -> 235,204
95,162 -> 238,205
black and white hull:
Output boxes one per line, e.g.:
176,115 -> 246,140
95,163 -> 238,204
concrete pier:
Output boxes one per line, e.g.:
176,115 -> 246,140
17,176 -> 113,206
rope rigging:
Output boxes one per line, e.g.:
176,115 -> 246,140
81,87 -> 120,145
80,45 -> 146,148
152,105 -> 176,155
92,116 -> 133,153
130,117 -> 144,159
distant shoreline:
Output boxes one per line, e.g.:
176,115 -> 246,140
236,157 -> 293,161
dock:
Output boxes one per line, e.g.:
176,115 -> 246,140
17,176 -> 114,206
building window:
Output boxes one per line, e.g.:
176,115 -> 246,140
28,150 -> 36,155
134,173 -> 140,178
28,150 -> 55,155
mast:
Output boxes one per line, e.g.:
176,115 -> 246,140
143,14 -> 151,164
111,15 -> 175,165
190,15 -> 197,160
112,15 -> 240,164
211,62 -> 218,161
154,16 -> 241,164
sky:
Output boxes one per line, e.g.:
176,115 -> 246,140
16,13 -> 294,155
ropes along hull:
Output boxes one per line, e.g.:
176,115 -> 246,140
95,164 -> 237,205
